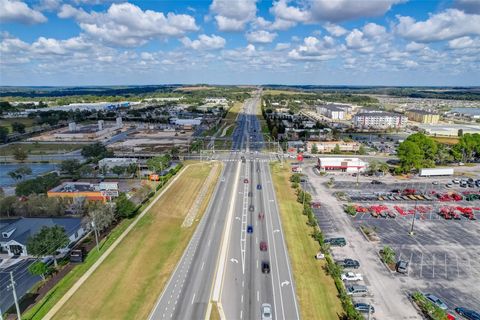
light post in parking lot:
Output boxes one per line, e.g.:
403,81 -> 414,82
409,200 -> 418,236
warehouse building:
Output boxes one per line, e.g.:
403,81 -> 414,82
406,109 -> 440,124
353,111 -> 407,129
317,157 -> 367,173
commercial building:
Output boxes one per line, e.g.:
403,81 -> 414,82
353,111 -> 407,129
306,140 -> 360,153
25,102 -> 131,114
98,158 -> 138,170
316,104 -> 351,120
48,182 -> 119,202
52,119 -> 124,141
317,157 -> 367,173
406,109 -> 440,124
0,217 -> 85,257
418,124 -> 480,137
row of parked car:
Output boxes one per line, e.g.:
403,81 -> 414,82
323,237 -> 376,315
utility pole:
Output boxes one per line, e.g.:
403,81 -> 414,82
410,199 -> 418,236
8,271 -> 21,320
92,221 -> 99,252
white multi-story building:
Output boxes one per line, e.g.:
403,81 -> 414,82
353,111 -> 407,129
316,104 -> 352,120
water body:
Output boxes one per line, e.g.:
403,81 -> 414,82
450,107 -> 480,116
0,163 -> 57,187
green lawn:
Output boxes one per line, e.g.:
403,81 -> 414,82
0,118 -> 36,133
270,162 -> 343,320
51,162 -> 221,320
0,143 -> 84,156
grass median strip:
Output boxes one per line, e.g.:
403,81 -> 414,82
48,162 -> 221,320
270,162 -> 343,320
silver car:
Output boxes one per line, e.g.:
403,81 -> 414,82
261,303 -> 272,320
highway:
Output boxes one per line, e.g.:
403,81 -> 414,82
149,92 -> 298,320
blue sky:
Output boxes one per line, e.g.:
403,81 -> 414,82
1,0 -> 479,86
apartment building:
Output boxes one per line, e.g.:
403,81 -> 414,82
406,109 -> 440,124
353,111 -> 407,129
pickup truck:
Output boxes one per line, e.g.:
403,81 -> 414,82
337,258 -> 360,269
341,272 -> 363,281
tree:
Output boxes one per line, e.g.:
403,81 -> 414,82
115,193 -> 137,218
60,159 -> 82,176
406,133 -> 438,162
81,142 -> 113,161
28,261 -> 50,281
126,163 -> 138,177
13,146 -> 28,161
88,203 -> 116,233
8,166 -> 32,181
111,165 -> 126,177
0,126 -> 9,143
0,196 -> 17,216
311,143 -> 318,154
378,162 -> 389,175
454,133 -> 480,162
26,225 -> 69,267
380,245 -> 396,265
16,172 -> 60,196
11,122 -> 26,134
368,160 -> 379,173
358,145 -> 366,155
397,140 -> 423,173
332,144 -> 341,154
147,154 -> 171,172
170,146 -> 180,158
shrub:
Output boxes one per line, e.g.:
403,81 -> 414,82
344,204 -> 356,216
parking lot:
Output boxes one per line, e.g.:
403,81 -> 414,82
351,214 -> 480,312
304,167 -> 480,317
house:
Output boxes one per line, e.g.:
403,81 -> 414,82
0,218 -> 86,257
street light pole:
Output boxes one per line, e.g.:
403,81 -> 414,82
8,271 -> 21,320
410,200 -> 417,235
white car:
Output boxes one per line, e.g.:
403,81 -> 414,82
261,303 -> 272,320
341,272 -> 363,281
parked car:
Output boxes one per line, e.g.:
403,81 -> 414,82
259,241 -> 267,251
346,285 -> 368,296
454,307 -> 480,320
341,272 -> 363,281
432,181 -> 439,185
396,260 -> 409,274
247,225 -> 253,233
371,180 -> 383,185
262,261 -> 270,274
244,178 -> 249,183
248,191 -> 252,197
338,259 -> 360,269
325,237 -> 347,247
249,205 -> 254,212
354,303 -> 375,314
424,293 -> 448,310
446,183 -> 453,188
452,179 -> 460,184
261,303 -> 273,320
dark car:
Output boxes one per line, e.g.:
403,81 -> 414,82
455,307 -> 480,320
257,184 -> 262,190
396,260 -> 409,274
325,237 -> 347,247
262,261 -> 270,273
260,241 -> 268,251
247,225 -> 253,233
354,303 -> 375,314
338,259 -> 360,269
249,205 -> 254,212
371,180 -> 383,185
244,178 -> 249,183
248,191 -> 252,197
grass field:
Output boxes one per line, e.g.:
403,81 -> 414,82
270,162 -> 343,320
431,136 -> 460,145
51,162 -> 221,320
224,101 -> 242,123
0,118 -> 36,133
0,143 -> 84,156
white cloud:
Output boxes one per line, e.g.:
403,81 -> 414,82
0,0 -> 47,24
288,35 -> 339,61
269,0 -> 403,27
448,36 -> 480,49
58,2 -> 198,46
453,0 -> 480,14
275,42 -> 290,50
395,9 -> 480,42
323,22 -> 347,37
405,41 -> 426,52
246,30 -> 277,43
181,34 -> 226,50
210,0 -> 257,31
36,0 -> 61,11
345,23 -> 388,53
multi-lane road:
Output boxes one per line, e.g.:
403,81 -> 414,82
149,93 -> 298,320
